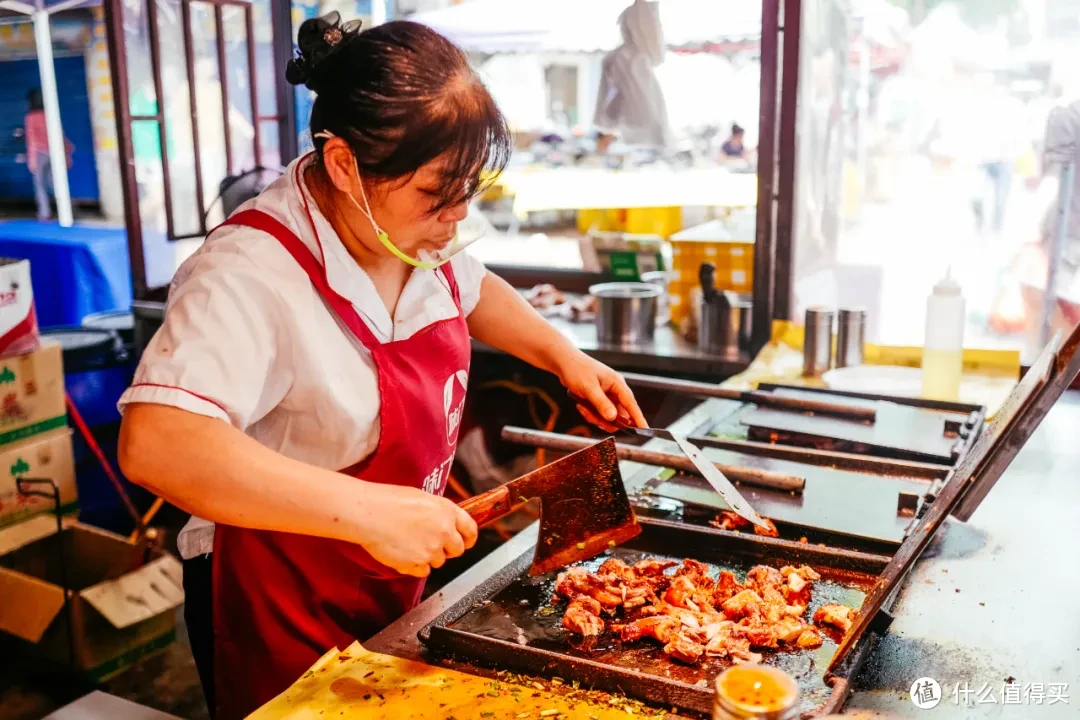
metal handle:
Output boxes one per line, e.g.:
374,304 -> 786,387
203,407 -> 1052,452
501,427 -> 805,493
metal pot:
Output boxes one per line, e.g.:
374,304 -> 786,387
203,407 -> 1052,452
699,291 -> 753,357
639,270 -> 672,326
591,282 -> 662,346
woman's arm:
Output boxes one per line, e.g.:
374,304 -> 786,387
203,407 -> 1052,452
119,403 -> 476,577
467,272 -> 646,428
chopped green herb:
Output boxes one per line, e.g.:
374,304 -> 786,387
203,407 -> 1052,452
487,691 -> 501,698
519,496 -> 529,504
538,606 -> 557,616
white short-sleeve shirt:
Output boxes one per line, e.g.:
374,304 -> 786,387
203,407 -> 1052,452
118,157 -> 487,559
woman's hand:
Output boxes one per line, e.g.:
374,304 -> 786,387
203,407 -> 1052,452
556,350 -> 647,431
352,483 -> 478,578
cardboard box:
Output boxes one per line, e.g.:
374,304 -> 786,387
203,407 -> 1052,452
0,429 -> 77,529
0,515 -> 183,681
0,341 -> 67,446
0,258 -> 39,359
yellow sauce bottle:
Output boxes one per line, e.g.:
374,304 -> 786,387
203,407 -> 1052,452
921,271 -> 966,402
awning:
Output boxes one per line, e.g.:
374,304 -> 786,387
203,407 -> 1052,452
407,0 -> 763,54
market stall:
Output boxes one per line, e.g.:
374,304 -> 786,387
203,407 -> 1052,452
247,321 -> 1080,718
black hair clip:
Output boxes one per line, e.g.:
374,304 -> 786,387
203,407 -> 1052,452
285,11 -> 363,90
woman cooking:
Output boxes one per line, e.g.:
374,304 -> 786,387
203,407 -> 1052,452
117,14 -> 645,720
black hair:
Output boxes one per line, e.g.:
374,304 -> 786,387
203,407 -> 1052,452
27,89 -> 43,112
731,123 -> 744,136
286,13 -> 511,212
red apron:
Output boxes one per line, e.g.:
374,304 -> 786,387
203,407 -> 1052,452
209,208 -> 471,719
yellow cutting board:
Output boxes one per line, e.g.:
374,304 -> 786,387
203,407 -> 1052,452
249,642 -> 666,720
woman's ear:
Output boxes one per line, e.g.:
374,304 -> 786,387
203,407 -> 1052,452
322,137 -> 359,195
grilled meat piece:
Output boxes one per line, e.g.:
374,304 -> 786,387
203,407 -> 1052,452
814,603 -> 857,632
598,558 -> 633,581
712,570 -> 741,605
722,589 -> 764,620
675,559 -> 715,588
562,596 -> 605,636
773,617 -> 808,644
663,632 -> 705,664
796,628 -> 823,649
711,511 -> 780,537
619,616 -> 679,644
746,566 -> 785,595
664,575 -> 702,610
555,567 -> 600,599
633,559 -> 679,577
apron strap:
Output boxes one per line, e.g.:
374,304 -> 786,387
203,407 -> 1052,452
221,209 -> 382,349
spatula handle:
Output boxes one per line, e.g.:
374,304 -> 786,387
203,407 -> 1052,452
459,486 -> 512,527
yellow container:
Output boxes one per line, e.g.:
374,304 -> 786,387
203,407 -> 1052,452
625,206 -> 682,238
668,220 -> 754,327
577,208 -> 626,234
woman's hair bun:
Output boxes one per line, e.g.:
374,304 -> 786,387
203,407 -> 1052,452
285,12 -> 363,92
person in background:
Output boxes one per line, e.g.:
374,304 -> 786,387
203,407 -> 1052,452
720,123 -> 747,159
24,88 -> 72,222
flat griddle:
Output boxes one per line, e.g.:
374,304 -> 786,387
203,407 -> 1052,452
643,445 -> 932,545
419,518 -> 891,716
704,386 -> 984,465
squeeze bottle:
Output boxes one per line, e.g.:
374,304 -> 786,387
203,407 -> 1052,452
921,270 -> 965,401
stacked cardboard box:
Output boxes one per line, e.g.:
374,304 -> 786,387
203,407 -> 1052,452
0,260 -> 181,680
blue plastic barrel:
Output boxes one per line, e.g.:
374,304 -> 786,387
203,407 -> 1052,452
41,326 -> 139,529
41,326 -> 132,428
82,310 -> 135,351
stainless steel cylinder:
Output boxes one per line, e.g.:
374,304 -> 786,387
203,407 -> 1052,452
699,292 -> 752,357
640,270 -> 671,326
803,306 -> 834,377
835,307 -> 867,368
591,282 -> 662,347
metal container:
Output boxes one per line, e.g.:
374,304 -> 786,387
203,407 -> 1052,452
640,270 -> 671,326
803,306 -> 835,377
836,307 -> 867,368
591,282 -> 662,346
700,291 -> 753,357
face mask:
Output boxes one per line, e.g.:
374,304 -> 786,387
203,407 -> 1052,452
314,131 -> 487,270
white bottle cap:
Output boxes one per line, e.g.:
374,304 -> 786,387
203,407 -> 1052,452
933,268 -> 962,297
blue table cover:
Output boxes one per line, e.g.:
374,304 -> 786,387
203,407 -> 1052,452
0,220 -> 133,327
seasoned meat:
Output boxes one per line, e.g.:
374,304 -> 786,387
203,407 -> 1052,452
796,628 -> 823,649
713,570 -> 741,605
722,589 -> 764,620
562,596 -> 604,636
556,554 -> 835,668
663,575 -> 702,611
814,604 -> 857,632
773,617 -> 808,643
663,632 -> 705,664
633,558 -> 679,577
555,567 -> 600,599
710,510 -> 780,538
746,566 -> 785,595
619,616 -> 679,644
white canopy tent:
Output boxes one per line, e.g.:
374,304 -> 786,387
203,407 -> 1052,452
407,0 -> 763,54
0,0 -> 91,227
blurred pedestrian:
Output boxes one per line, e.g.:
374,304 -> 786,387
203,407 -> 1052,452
24,88 -> 72,222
